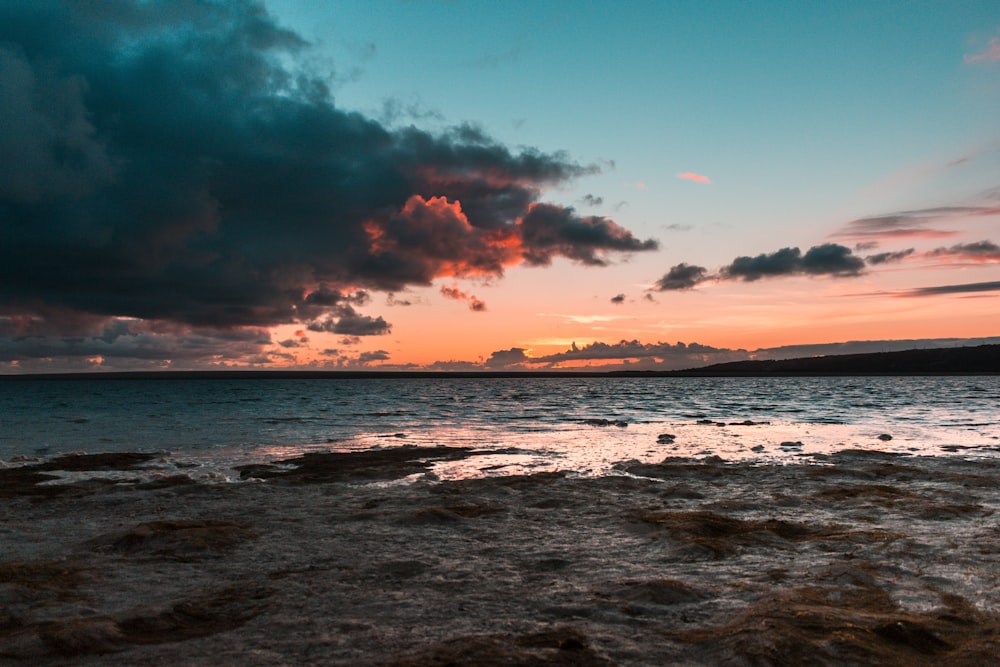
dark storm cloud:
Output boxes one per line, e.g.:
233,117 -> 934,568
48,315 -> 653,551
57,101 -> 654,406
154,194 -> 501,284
517,204 -> 659,267
654,263 -> 709,291
720,244 -> 864,281
306,306 -> 391,336
0,1 -> 656,354
0,317 -> 272,369
865,249 -> 915,265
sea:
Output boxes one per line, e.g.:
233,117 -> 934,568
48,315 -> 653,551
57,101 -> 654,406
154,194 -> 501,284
1,376 -> 997,482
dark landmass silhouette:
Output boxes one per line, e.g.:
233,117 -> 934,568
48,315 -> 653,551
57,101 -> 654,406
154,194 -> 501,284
656,344 -> 1000,376
1,344 -> 998,380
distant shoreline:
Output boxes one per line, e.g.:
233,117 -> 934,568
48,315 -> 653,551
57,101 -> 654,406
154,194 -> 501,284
2,344 -> 998,379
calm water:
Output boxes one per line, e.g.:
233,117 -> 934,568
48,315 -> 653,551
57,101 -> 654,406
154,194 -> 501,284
1,376 -> 997,480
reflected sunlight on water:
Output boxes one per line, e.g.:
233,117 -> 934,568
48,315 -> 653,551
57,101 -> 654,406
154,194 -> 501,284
1,376 -> 997,480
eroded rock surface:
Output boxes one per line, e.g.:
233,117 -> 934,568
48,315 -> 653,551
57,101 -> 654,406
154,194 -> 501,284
1,449 -> 999,664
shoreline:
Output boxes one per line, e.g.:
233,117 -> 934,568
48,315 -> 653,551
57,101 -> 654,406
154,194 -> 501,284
2,448 -> 999,664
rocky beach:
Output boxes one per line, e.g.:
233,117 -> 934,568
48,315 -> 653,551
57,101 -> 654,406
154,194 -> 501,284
2,446 -> 999,665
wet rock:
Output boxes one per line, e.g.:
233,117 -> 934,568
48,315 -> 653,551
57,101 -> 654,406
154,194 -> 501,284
626,460 -> 734,480
813,483 -> 917,507
669,584 -> 998,665
397,502 -> 505,526
0,561 -> 85,595
656,433 -> 676,444
633,510 -> 892,559
873,619 -> 951,652
581,418 -> 628,427
120,584 -> 274,644
375,560 -> 431,580
0,467 -> 66,497
234,446 -> 477,484
0,452 -> 162,498
657,484 -> 706,500
36,452 -> 158,471
603,578 -> 708,606
381,626 -> 612,666
529,558 -> 572,572
915,503 -> 985,520
878,433 -> 894,441
41,616 -> 126,656
90,520 -> 257,561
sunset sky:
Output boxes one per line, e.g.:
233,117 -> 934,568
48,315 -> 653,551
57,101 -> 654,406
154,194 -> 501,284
1,1 -> 999,372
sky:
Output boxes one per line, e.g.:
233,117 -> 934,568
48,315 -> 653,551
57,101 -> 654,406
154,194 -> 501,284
1,0 -> 999,373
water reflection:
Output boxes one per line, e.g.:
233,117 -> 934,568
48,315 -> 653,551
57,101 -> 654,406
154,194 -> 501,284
1,377 -> 997,480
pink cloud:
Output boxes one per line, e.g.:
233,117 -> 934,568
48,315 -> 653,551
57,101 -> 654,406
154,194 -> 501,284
965,34 -> 1000,63
676,172 -> 712,184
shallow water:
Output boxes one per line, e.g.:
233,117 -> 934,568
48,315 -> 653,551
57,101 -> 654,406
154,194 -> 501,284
1,376 -> 997,479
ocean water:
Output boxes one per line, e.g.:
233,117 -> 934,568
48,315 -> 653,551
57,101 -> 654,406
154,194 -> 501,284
1,376 -> 997,480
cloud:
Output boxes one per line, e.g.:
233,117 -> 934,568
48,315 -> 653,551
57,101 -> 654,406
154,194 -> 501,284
0,317 -> 273,371
897,281 -> 1000,297
578,194 -> 604,207
720,244 -> 865,281
386,294 -> 413,307
352,350 -> 389,365
480,336 -> 1000,372
440,283 -> 487,311
832,205 -> 1000,241
544,313 -> 631,325
652,243 -> 868,293
518,203 -> 658,266
306,304 -> 392,336
485,347 -> 529,368
865,248 -> 915,265
610,293 -> 626,304
530,340 -> 749,369
799,244 -> 867,275
964,33 -> 1000,63
676,172 -> 711,184
426,359 -> 484,371
0,1 -> 657,368
654,263 -> 710,291
925,240 -> 1000,262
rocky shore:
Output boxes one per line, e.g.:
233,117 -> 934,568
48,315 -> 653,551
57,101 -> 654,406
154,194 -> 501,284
2,447 -> 999,665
